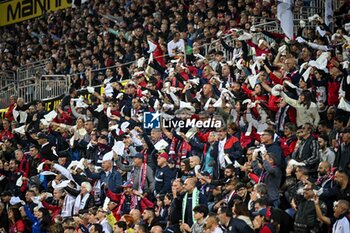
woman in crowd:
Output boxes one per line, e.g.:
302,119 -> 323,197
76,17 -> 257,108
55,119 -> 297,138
8,207 -> 25,233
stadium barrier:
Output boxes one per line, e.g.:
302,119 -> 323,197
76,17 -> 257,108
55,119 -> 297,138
0,75 -> 69,109
0,70 -> 16,88
0,82 -> 16,109
17,58 -> 52,81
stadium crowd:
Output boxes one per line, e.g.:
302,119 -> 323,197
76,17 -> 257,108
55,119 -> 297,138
1,0 -> 350,233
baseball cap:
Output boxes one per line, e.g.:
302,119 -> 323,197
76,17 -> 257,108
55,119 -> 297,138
158,152 -> 169,160
121,181 -> 133,188
252,207 -> 272,219
37,133 -> 48,140
235,183 -> 246,191
200,171 -> 211,177
132,153 -> 144,160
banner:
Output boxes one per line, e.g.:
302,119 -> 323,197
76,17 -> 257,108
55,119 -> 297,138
277,0 -> 294,39
0,0 -> 72,27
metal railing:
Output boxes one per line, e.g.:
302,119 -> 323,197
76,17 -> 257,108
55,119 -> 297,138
16,58 -> 52,81
38,75 -> 69,100
0,75 -> 70,109
0,83 -> 17,109
0,70 -> 16,88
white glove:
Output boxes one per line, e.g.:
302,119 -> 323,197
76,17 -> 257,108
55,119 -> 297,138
163,103 -> 174,111
341,61 -> 350,69
300,20 -> 306,28
308,14 -> 320,22
194,53 -> 206,60
278,45 -> 287,54
116,93 -> 124,100
296,37 -> 306,43
289,159 -> 306,167
109,124 -> 119,131
234,160 -> 242,168
224,155 -> 233,165
87,86 -> 95,94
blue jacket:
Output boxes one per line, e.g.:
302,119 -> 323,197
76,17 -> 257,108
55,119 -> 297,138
154,165 -> 175,195
252,160 -> 282,202
24,205 -> 47,233
85,168 -> 123,193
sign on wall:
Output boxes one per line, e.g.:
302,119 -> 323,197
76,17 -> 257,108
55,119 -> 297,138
0,0 -> 72,26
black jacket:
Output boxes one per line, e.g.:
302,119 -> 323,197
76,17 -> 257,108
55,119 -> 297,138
225,217 -> 254,233
294,199 -> 318,233
40,142 -> 56,161
292,135 -> 320,173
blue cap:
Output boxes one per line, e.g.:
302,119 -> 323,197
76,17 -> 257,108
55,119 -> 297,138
121,181 -> 133,188
132,153 -> 144,160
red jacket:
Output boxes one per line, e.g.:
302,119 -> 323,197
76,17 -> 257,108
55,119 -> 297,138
280,136 -> 297,157
328,77 -> 341,106
42,200 -> 62,221
0,130 -> 14,141
4,104 -> 15,121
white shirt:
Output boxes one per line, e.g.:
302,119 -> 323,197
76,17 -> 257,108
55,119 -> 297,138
100,218 -> 112,233
332,216 -> 349,233
212,226 -> 224,233
167,39 -> 185,57
104,76 -> 113,84
218,138 -> 227,169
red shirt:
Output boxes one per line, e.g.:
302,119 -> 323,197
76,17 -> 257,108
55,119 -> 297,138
9,220 -> 25,233
0,129 -> 14,141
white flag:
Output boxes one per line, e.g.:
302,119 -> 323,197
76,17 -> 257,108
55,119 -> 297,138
277,0 -> 294,39
147,40 -> 157,53
325,0 -> 333,27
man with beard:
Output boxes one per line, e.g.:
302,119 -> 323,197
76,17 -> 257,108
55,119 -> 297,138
142,208 -> 161,232
334,170 -> 350,201
233,183 -> 250,207
315,161 -> 337,217
199,164 -> 236,186
2,159 -> 25,195
214,178 -> 240,211
318,135 -> 336,167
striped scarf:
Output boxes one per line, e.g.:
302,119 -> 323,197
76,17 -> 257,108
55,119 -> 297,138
182,187 -> 200,224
